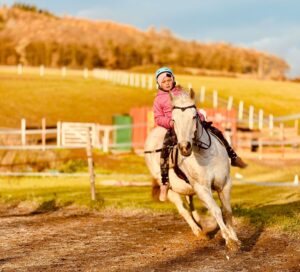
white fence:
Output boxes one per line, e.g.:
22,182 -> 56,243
0,120 -> 107,151
0,119 -> 300,158
0,120 -> 136,152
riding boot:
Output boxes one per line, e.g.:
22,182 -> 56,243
159,129 -> 176,201
204,122 -> 248,169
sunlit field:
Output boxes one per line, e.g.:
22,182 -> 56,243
0,67 -> 299,234
1,67 -> 300,128
0,176 -> 299,232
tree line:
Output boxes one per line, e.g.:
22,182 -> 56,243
0,4 -> 289,79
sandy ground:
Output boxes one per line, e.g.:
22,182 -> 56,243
0,207 -> 299,272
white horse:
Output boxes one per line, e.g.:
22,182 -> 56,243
144,89 -> 240,251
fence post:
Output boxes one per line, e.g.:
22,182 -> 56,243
200,86 -> 205,103
135,74 -> 140,87
62,67 -> 66,77
125,73 -> 130,86
40,65 -> 45,77
188,83 -> 192,90
17,64 -> 23,75
238,101 -> 244,121
83,68 -> 89,79
42,118 -> 46,151
148,75 -> 153,90
57,121 -> 61,147
213,90 -> 218,109
269,114 -> 274,136
141,75 -> 146,89
294,175 -> 299,186
86,128 -> 96,201
130,73 -> 134,86
258,138 -> 263,160
227,96 -> 233,111
280,123 -> 285,158
249,106 -> 254,130
103,127 -> 110,152
21,118 -> 26,146
258,109 -> 264,130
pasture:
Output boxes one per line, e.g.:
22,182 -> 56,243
1,69 -> 300,128
0,68 -> 300,271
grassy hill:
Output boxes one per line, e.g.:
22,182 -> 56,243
0,68 -> 299,128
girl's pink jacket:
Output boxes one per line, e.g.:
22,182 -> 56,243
153,87 -> 181,129
153,87 -> 204,129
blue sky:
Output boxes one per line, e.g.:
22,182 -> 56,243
3,0 -> 300,77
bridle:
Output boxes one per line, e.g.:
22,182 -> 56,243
172,105 -> 212,150
144,104 -> 212,155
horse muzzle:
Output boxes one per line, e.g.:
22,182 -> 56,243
178,141 -> 192,157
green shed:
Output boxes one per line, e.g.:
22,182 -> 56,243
113,114 -> 132,151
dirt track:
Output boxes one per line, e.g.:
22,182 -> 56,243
0,208 -> 299,272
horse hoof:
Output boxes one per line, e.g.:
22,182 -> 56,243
192,228 -> 208,240
197,232 -> 209,241
193,229 -> 209,240
226,239 -> 241,253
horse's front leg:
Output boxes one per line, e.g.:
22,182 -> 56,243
193,183 -> 240,251
217,177 -> 240,247
168,190 -> 207,239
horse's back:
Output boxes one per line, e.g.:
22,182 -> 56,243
144,126 -> 166,151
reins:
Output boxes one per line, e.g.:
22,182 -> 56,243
173,105 -> 212,151
193,113 -> 212,150
144,148 -> 162,154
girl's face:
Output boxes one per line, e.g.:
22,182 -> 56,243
160,77 -> 173,91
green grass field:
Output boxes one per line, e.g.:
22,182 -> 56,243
0,67 -> 299,233
0,177 -> 299,232
1,68 -> 300,128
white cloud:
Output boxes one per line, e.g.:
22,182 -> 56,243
244,28 -> 300,77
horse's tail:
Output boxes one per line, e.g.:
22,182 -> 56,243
151,178 -> 160,201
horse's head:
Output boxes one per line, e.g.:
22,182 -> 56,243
171,89 -> 197,157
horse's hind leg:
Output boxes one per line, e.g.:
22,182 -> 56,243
185,195 -> 201,224
193,183 -> 240,251
168,191 -> 205,238
217,177 -> 240,244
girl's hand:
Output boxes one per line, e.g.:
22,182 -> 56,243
169,120 -> 174,128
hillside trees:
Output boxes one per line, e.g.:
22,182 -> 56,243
0,6 -> 289,78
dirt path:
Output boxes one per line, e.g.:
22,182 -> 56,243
0,208 -> 299,272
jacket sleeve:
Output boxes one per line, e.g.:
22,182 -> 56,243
153,99 -> 172,129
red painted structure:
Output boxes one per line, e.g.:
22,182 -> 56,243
129,107 -> 153,149
129,107 -> 237,149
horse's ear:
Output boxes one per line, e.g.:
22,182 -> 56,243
189,88 -> 195,100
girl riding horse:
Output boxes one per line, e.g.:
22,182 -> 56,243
153,67 -> 247,201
